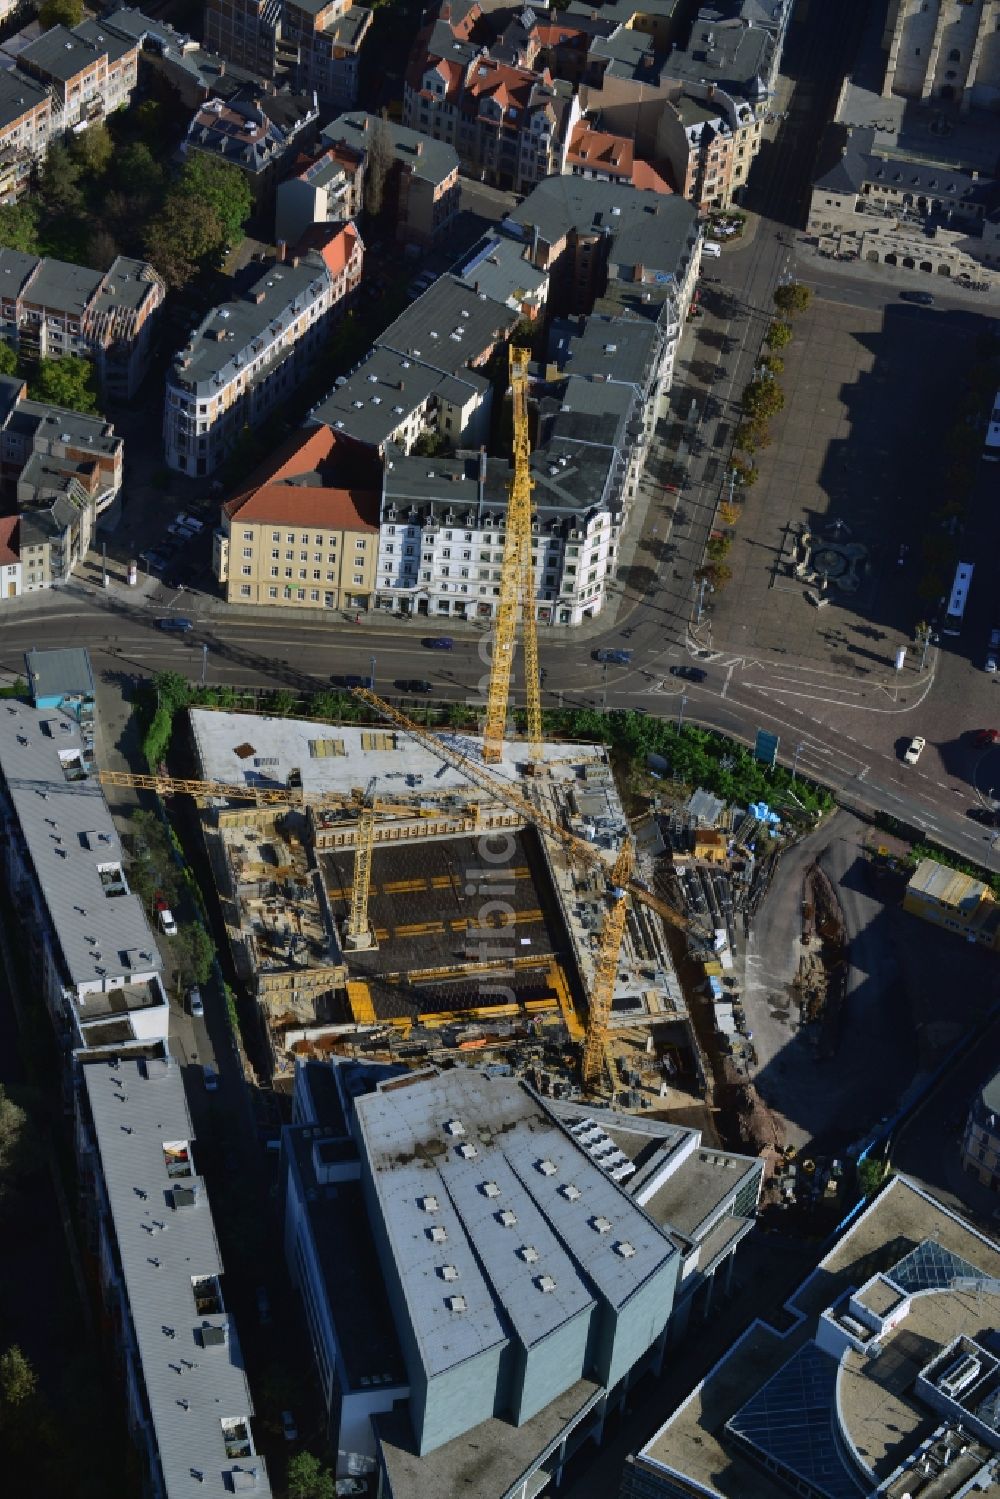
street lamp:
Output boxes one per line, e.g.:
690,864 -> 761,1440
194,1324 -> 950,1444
200,643 -> 208,687
791,741 -> 804,781
678,694 -> 687,731
369,655 -> 376,692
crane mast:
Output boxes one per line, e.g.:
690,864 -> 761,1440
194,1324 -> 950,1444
344,777 -> 377,950
483,345 -> 542,765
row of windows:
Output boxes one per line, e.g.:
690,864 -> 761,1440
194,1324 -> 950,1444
249,566 -> 367,584
244,530 -> 367,548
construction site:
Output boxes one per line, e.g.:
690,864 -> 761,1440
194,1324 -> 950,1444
183,707 -> 701,1102
111,351 -> 735,1112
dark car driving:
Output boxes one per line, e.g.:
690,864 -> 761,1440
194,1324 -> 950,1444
396,679 -> 433,694
669,665 -> 707,682
332,674 -> 367,688
423,637 -> 454,650
157,617 -> 193,632
594,648 -> 632,665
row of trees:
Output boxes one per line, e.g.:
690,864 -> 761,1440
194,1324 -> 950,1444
0,113 -> 253,290
698,282 -> 812,593
0,343 -> 101,414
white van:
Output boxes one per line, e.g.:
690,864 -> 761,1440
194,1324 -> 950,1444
702,241 -> 722,258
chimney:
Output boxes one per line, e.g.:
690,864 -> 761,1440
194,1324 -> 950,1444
218,59 -> 225,76
706,83 -> 715,100
416,140 -> 424,156
277,240 -> 287,262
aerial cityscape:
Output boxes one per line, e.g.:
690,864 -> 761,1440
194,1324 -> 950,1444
0,0 -> 996,1496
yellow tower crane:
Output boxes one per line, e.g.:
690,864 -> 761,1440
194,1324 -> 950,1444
351,688 -> 688,1092
483,345 -> 542,765
344,777 -> 377,951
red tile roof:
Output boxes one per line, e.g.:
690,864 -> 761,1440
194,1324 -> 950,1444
0,515 -> 18,566
225,427 -> 378,532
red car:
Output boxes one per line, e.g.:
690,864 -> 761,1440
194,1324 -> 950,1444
973,730 -> 999,746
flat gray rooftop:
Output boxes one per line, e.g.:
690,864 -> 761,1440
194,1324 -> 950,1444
453,235 -> 548,308
505,176 -> 697,280
355,1070 -> 678,1381
81,1055 -> 270,1499
0,700 -> 163,1003
323,110 -> 458,187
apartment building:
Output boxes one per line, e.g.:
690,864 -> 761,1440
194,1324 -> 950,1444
0,70 -> 52,204
214,424 -> 378,610
961,1068 -> 1000,1192
0,515 -> 20,598
203,0 -> 372,105
18,20 -> 139,131
322,112 -> 460,249
567,118 -> 672,192
311,272 -> 517,456
664,1 -> 780,106
282,1061 -> 760,1487
182,87 -> 319,214
405,42 -> 581,194
75,1051 -> 271,1499
275,139 -> 363,246
0,697 -> 168,1053
280,0 -> 372,107
0,248 -> 164,400
164,223 -> 363,475
657,86 -> 759,210
0,374 -> 123,591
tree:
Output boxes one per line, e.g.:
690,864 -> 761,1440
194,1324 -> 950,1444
765,319 -> 792,349
88,227 -> 119,271
0,1347 -> 36,1410
178,923 -> 215,987
39,141 -> 84,216
0,203 -> 39,255
113,142 -> 165,201
0,1088 -> 42,1200
69,121 -> 113,178
412,428 -> 448,457
759,353 -> 784,377
145,195 -> 224,288
39,0 -> 82,24
857,1157 -> 887,1196
773,281 -> 811,316
741,377 -> 784,422
0,342 -> 18,378
287,1452 -> 335,1499
364,114 -> 394,219
735,420 -> 767,454
731,457 -> 758,487
30,356 -> 100,415
178,155 -> 252,244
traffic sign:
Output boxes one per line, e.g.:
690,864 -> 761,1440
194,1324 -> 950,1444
754,730 -> 779,769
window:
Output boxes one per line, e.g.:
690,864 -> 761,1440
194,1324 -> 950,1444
284,567 -> 293,578
286,533 -> 294,543
241,565 -> 252,576
268,586 -> 278,598
270,566 -> 279,577
313,553 -> 322,563
299,551 -> 308,562
242,547 -> 253,558
271,548 -> 279,560
285,550 -> 293,561
242,530 -> 253,541
240,584 -> 251,596
353,573 -> 364,586
356,538 -> 366,550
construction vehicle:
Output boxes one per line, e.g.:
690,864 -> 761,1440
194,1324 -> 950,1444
483,346 -> 542,766
351,687 -> 689,1090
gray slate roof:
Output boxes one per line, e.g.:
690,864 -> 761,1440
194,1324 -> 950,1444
20,24 -> 103,83
665,16 -> 774,96
81,1056 -> 271,1499
505,175 -> 697,280
25,647 -> 95,703
0,68 -> 49,130
0,699 -> 161,997
323,110 -> 459,188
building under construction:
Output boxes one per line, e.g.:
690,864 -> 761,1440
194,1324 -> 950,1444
188,708 -> 694,1089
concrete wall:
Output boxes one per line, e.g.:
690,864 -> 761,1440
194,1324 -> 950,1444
591,1256 -> 678,1393
512,1300 -> 596,1426
418,1343 -> 509,1454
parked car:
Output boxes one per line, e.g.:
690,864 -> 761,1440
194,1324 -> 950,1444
702,240 -> 722,258
903,736 -> 926,765
900,290 -> 934,306
158,906 -> 178,936
986,655 -> 997,674
281,1410 -> 298,1443
140,550 -> 168,573
423,637 -> 454,650
973,728 -> 1000,745
202,1064 -> 219,1092
176,513 -> 205,534
396,679 -> 433,693
157,617 -> 194,633
188,986 -> 204,1018
594,648 -> 632,664
332,674 -> 367,688
669,665 -> 707,682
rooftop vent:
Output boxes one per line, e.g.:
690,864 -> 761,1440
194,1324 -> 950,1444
519,1244 -> 539,1263
439,1264 -> 459,1282
447,1294 -> 467,1313
592,1215 -> 612,1234
497,1208 -> 517,1227
560,1183 -> 582,1201
421,1195 -> 440,1212
428,1225 -> 447,1244
537,1158 -> 557,1176
482,1181 -> 500,1198
457,1142 -> 479,1160
536,1274 -> 557,1293
615,1240 -> 636,1259
444,1117 -> 465,1136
